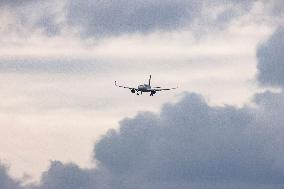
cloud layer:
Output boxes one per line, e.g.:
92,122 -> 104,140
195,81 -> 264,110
2,81 -> 284,188
65,0 -> 201,37
17,90 -> 282,189
93,92 -> 284,189
0,164 -> 21,189
1,0 -> 283,39
0,1 -> 284,189
2,93 -> 281,189
21,24 -> 284,189
257,26 -> 284,87
0,0 -> 260,38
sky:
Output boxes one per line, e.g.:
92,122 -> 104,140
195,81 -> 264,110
0,0 -> 283,188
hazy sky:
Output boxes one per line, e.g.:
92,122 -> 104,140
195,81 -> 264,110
0,0 -> 283,188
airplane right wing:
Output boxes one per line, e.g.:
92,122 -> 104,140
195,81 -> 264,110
151,86 -> 178,91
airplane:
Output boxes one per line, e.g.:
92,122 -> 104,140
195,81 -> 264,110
115,75 -> 178,96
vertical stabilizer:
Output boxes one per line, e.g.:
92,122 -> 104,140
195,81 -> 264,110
148,75 -> 152,86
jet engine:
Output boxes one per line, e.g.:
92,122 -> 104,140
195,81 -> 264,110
131,89 -> 136,93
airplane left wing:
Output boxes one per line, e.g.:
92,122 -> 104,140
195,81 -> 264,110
115,81 -> 137,90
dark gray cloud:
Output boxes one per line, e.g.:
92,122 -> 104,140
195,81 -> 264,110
2,90 -> 284,189
1,0 -> 283,38
1,0 -> 257,38
0,163 -> 21,189
0,0 -> 37,7
2,0 -> 283,38
65,0 -> 256,37
65,0 -> 201,37
257,26 -> 284,87
0,0 -> 61,37
92,92 -> 284,189
17,92 -> 284,189
30,161 -> 97,189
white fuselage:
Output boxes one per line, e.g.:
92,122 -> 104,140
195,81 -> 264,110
138,84 -> 151,92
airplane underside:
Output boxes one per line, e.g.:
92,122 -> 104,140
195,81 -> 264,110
130,89 -> 156,96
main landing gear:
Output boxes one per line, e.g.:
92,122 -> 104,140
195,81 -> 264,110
150,91 -> 156,96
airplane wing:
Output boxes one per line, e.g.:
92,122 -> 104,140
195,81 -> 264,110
151,86 -> 178,91
115,81 -> 138,90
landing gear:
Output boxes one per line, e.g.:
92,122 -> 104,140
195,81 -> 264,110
136,91 -> 142,95
150,91 -> 156,96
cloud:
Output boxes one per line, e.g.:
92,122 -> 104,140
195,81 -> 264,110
0,0 -> 62,37
33,9 -> 62,36
0,0 -> 37,7
1,1 -> 284,189
30,161 -> 97,189
0,0 -> 259,38
1,25 -> 283,189
0,163 -> 21,189
92,92 -> 284,189
1,0 -> 283,39
257,26 -> 284,87
65,0 -> 201,37
20,92 -> 284,189
0,58 -> 103,74
2,91 -> 284,189
65,0 -> 257,37
263,0 -> 284,18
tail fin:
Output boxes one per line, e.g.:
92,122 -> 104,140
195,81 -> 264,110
148,75 -> 152,86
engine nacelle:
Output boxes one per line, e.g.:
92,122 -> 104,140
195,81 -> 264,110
131,89 -> 136,93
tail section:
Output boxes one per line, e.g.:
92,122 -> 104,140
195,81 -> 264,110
148,75 -> 152,86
